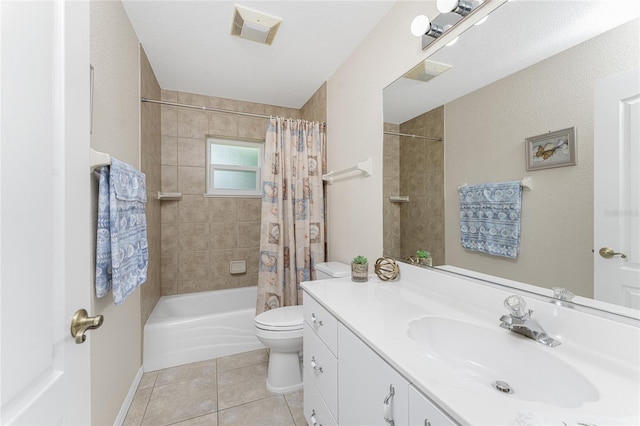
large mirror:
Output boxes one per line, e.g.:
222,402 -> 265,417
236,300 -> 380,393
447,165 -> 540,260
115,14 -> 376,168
383,0 -> 639,317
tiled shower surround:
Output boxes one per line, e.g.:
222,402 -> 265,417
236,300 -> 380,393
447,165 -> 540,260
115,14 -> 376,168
383,105 -> 445,265
160,86 -> 326,296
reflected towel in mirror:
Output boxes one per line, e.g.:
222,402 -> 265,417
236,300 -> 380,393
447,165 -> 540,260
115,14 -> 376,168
458,180 -> 522,259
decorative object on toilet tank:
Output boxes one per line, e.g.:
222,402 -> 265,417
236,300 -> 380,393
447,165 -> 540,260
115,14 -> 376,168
374,257 -> 400,281
351,255 -> 369,282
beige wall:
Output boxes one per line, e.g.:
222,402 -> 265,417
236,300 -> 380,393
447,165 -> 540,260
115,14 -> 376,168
301,82 -> 327,123
140,46 -> 162,327
326,1 -> 438,264
444,20 -> 639,298
399,106 -> 444,264
90,1 -> 142,424
160,91 -> 300,295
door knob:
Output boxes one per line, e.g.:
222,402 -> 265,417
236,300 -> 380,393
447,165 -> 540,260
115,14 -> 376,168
599,247 -> 627,259
70,309 -> 104,344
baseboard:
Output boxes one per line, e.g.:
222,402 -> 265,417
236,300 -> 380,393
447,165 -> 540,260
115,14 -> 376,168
113,366 -> 143,426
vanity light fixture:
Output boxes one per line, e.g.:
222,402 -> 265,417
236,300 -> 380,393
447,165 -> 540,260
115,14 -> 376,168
437,0 -> 475,17
411,0 -> 488,50
410,15 -> 445,38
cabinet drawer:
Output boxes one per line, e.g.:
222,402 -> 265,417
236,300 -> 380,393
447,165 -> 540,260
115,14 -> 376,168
303,292 -> 338,355
304,374 -> 338,426
304,326 -> 338,418
409,385 -> 457,426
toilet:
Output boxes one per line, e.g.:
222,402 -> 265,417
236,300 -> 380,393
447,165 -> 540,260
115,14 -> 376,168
254,261 -> 350,393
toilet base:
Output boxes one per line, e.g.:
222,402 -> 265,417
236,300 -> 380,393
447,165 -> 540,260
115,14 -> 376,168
265,351 -> 303,394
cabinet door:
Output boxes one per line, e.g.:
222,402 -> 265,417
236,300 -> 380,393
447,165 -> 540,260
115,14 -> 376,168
338,323 -> 409,426
408,385 -> 457,426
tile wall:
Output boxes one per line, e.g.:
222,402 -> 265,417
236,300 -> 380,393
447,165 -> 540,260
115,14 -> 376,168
383,123 -> 401,258
140,47 -> 162,326
399,106 -> 445,264
160,84 -> 327,295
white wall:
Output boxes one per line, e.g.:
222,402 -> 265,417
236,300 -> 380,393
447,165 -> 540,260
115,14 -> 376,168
90,1 -> 142,424
444,20 -> 639,298
326,1 -> 438,265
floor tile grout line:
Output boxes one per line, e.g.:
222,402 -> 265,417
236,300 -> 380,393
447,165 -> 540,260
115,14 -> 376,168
283,394 -> 299,426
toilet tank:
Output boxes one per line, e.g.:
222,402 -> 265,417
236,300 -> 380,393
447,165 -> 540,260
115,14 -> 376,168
315,262 -> 350,280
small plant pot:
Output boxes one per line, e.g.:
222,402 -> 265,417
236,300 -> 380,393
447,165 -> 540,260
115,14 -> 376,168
418,257 -> 432,267
351,262 -> 369,282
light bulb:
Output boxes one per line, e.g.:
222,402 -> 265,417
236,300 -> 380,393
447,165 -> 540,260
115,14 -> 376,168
437,0 -> 459,14
411,15 -> 431,37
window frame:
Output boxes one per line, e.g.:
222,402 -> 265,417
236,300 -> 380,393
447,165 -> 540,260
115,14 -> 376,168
205,136 -> 264,197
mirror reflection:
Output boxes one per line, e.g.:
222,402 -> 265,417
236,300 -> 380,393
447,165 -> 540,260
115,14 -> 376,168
382,0 -> 639,314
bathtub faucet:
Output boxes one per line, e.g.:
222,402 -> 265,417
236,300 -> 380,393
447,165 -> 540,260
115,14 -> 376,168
499,295 -> 561,347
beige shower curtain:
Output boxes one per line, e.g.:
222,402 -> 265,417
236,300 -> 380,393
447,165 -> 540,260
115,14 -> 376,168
256,117 -> 326,314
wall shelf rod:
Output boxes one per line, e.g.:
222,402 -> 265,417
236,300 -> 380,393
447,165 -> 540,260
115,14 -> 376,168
383,131 -> 442,142
90,148 -> 111,172
322,158 -> 372,184
458,176 -> 533,191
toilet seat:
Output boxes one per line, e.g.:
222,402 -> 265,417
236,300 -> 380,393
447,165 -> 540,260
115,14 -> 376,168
255,305 -> 303,332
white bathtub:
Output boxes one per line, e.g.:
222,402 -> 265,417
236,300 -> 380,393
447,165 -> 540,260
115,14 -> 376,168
143,286 -> 265,372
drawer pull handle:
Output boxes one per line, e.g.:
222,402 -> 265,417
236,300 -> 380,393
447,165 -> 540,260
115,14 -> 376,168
424,420 -> 431,426
383,384 -> 395,426
311,313 -> 323,326
311,356 -> 324,373
310,409 -> 323,426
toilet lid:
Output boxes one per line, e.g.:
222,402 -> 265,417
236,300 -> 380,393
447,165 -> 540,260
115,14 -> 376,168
255,305 -> 303,331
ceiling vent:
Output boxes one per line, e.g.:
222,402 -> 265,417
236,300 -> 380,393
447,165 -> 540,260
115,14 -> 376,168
231,5 -> 281,45
402,60 -> 452,82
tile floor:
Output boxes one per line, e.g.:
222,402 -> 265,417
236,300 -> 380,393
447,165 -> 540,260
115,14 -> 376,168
124,349 -> 305,426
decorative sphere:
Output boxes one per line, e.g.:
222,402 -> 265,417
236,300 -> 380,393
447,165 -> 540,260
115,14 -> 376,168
374,257 -> 400,281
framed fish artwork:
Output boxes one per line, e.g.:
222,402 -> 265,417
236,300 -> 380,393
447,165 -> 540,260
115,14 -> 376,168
525,127 -> 576,171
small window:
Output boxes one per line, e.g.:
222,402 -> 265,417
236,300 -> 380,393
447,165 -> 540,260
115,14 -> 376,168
206,137 -> 263,197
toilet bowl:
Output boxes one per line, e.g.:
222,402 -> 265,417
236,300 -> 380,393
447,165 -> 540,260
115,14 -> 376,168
255,305 -> 304,393
254,261 -> 350,393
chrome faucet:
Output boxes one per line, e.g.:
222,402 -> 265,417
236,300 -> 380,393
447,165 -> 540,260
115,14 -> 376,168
499,295 -> 561,347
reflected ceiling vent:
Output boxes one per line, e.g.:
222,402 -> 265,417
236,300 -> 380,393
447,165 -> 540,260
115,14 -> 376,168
231,5 -> 281,45
402,60 -> 451,82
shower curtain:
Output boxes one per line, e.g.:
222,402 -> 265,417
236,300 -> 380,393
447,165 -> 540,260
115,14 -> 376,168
256,117 -> 326,314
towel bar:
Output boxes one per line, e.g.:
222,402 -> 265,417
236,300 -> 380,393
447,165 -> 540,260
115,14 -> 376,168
90,148 -> 111,172
322,158 -> 372,184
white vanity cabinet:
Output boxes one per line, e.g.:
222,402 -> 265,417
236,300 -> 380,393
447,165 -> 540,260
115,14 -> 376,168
303,293 -> 339,425
302,290 -> 458,426
338,323 -> 409,426
409,385 -> 456,426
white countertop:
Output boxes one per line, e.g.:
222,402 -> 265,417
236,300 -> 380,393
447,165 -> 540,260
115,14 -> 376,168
302,263 -> 640,425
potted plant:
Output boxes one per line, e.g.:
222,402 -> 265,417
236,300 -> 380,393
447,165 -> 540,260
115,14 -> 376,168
351,255 -> 369,282
416,250 -> 432,267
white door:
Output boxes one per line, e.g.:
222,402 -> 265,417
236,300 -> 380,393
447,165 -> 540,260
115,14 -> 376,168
1,1 -> 92,424
594,67 -> 640,309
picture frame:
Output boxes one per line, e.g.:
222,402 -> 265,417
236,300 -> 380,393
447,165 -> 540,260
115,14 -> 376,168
525,127 -> 576,171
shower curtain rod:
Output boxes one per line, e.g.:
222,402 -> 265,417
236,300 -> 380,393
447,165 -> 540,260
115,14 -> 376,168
384,131 -> 442,142
141,97 -> 326,125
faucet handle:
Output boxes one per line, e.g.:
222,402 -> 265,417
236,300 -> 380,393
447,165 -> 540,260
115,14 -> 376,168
504,295 -> 529,318
552,287 -> 575,302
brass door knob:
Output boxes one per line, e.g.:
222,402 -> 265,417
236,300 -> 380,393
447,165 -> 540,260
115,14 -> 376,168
598,247 -> 627,259
70,309 -> 104,344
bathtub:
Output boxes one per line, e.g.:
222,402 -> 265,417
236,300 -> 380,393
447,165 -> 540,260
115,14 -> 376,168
143,286 -> 265,372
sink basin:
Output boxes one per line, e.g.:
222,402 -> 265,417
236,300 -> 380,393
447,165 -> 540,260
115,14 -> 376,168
407,316 -> 599,408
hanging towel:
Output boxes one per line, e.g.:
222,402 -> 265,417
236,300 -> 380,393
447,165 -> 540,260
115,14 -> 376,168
95,158 -> 148,305
458,180 -> 522,259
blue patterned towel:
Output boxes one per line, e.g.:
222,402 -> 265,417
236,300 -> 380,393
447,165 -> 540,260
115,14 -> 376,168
96,158 -> 148,305
458,181 -> 522,259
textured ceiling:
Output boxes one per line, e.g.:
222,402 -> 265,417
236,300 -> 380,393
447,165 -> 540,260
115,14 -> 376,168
384,0 -> 640,124
121,0 -> 639,118
122,0 -> 397,109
